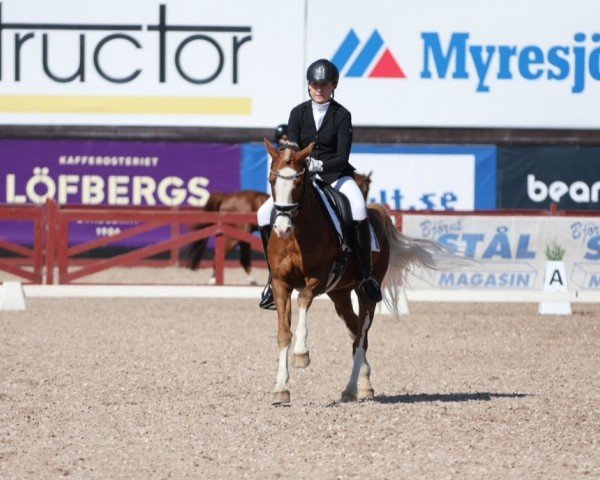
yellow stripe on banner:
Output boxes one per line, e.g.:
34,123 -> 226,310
0,95 -> 252,115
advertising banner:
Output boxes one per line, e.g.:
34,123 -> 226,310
0,139 -> 240,245
0,0 -> 303,128
306,0 -> 600,128
402,214 -> 600,291
240,143 -> 497,210
2,0 -> 600,128
350,145 -> 496,211
497,147 -> 600,211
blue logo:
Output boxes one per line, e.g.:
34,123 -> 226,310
331,29 -> 405,78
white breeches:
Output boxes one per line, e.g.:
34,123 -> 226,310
257,175 -> 367,226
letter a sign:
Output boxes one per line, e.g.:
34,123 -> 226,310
538,261 -> 572,315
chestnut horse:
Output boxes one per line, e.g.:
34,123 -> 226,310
264,140 -> 449,405
185,175 -> 372,284
183,190 -> 269,284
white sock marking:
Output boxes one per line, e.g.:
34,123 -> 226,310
344,312 -> 372,395
294,308 -> 308,355
275,345 -> 290,392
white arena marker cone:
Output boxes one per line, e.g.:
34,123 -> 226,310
0,281 -> 27,311
538,261 -> 571,315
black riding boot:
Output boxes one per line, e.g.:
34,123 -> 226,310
351,219 -> 383,303
259,225 -> 276,310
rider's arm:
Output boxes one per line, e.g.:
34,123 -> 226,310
286,106 -> 301,145
324,113 -> 353,171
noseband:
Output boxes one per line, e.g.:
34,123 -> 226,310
271,166 -> 308,220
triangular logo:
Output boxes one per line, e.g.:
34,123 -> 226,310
369,48 -> 406,78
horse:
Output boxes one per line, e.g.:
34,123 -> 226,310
264,139 -> 452,405
183,190 -> 269,285
184,175 -> 372,284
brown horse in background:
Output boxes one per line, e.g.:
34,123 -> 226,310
264,140 -> 450,405
354,171 -> 372,201
183,190 -> 269,284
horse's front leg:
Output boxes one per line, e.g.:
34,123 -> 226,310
293,286 -> 315,368
342,302 -> 376,402
272,280 -> 293,405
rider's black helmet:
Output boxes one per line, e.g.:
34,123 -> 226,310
306,59 -> 339,84
274,124 -> 288,143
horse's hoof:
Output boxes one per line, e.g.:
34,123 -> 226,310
292,353 -> 310,368
207,277 -> 216,285
341,392 -> 357,403
358,388 -> 375,400
272,390 -> 290,405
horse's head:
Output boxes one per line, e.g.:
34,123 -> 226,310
264,139 -> 314,238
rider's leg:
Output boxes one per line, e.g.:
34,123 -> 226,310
257,198 -> 276,310
333,177 -> 382,303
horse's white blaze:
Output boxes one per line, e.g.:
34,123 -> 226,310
273,166 -> 296,234
344,312 -> 372,395
274,345 -> 290,392
294,308 -> 309,355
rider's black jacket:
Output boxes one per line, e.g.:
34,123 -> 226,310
286,100 -> 355,184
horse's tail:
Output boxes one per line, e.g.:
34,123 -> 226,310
375,205 -> 469,318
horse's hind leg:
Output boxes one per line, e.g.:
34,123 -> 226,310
209,238 -> 238,284
330,293 -> 375,402
329,290 -> 359,341
238,242 -> 257,285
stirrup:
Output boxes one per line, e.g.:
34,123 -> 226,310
357,277 -> 382,303
259,283 -> 276,310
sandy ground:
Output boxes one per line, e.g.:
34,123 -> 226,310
0,267 -> 599,479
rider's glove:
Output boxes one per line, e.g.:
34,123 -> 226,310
307,157 -> 324,173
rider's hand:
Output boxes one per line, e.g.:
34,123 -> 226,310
307,157 -> 323,173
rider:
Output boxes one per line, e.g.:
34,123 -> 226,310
273,124 -> 288,144
257,58 -> 382,309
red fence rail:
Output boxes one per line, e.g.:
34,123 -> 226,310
2,201 -> 597,285
44,200 -> 263,285
0,201 -> 264,285
0,204 -> 44,283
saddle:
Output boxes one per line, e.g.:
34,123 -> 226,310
311,178 -> 354,292
312,177 -> 353,248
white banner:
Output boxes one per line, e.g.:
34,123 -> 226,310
306,0 -> 600,128
2,0 -> 600,128
351,150 -> 476,210
402,214 -> 600,290
0,0 -> 303,127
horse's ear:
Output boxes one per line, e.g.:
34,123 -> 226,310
263,138 -> 278,160
296,142 -> 315,161
368,171 -> 373,179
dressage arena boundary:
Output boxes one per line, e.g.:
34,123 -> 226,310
15,285 -> 600,303
1,201 -> 599,306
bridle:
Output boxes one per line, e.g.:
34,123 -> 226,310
270,165 -> 309,221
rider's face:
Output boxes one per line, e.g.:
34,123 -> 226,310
309,81 -> 335,104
